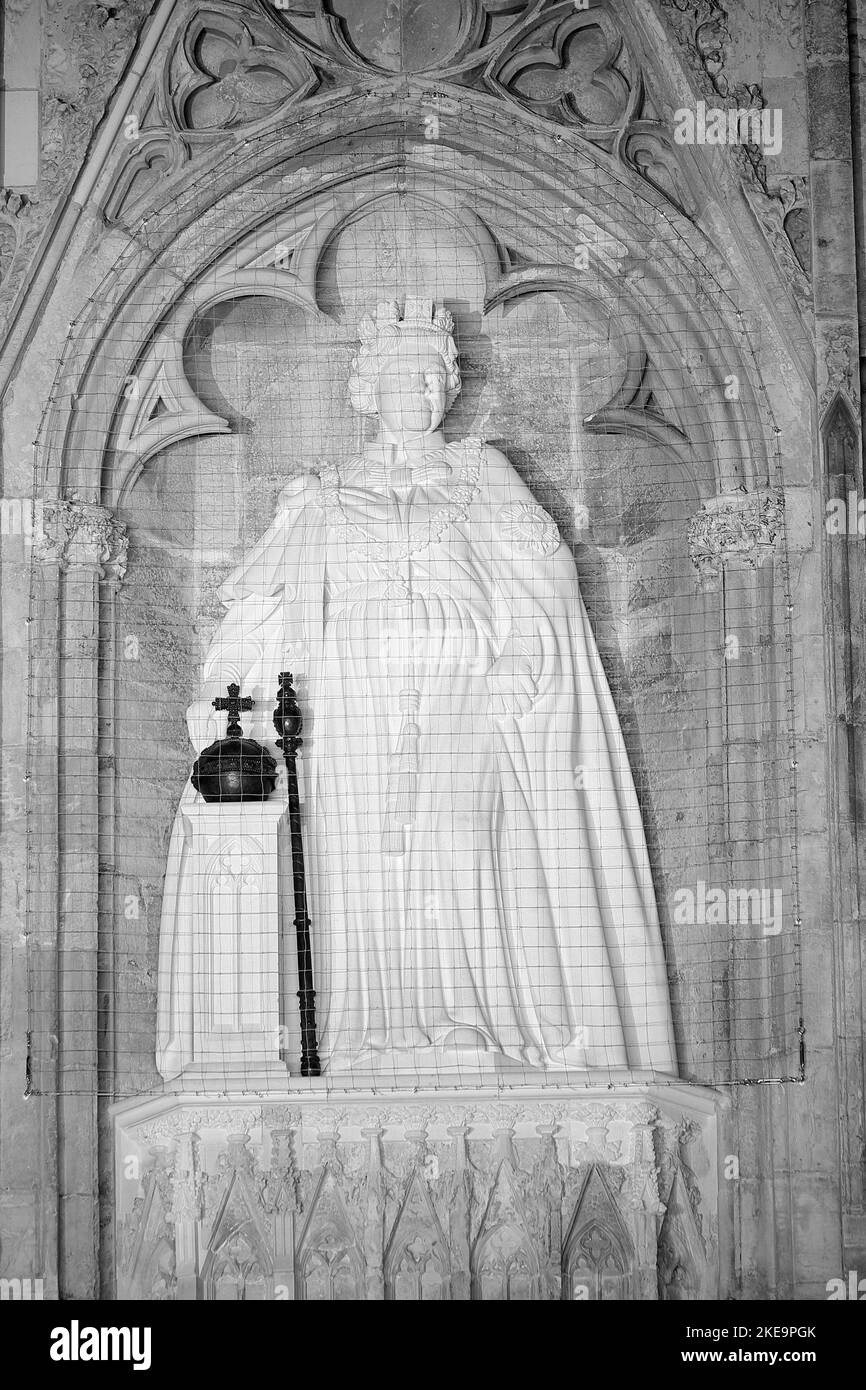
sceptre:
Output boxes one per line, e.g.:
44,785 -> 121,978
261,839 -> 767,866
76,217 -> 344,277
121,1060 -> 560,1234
273,671 -> 321,1077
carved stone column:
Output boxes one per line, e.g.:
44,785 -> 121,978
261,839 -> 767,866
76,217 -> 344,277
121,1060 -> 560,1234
446,1124 -> 472,1301
31,499 -> 127,1297
820,392 -> 866,1266
169,1131 -> 202,1302
362,1124 -> 386,1301
266,1123 -> 299,1302
685,489 -> 795,1078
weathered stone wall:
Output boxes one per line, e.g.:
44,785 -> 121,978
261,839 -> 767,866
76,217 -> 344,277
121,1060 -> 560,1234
0,0 -> 152,334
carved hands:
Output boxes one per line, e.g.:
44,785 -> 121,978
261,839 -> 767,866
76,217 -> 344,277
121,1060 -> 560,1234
486,633 -> 537,721
277,472 -> 320,513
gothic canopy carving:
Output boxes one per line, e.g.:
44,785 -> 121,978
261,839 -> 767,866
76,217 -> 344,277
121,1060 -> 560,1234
106,0 -> 693,224
46,2 -> 774,504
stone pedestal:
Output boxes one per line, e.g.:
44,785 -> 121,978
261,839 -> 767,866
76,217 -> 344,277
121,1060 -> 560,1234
181,801 -> 287,1088
113,1081 -> 728,1301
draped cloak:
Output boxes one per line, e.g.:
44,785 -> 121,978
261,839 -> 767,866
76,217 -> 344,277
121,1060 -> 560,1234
156,439 -> 677,1079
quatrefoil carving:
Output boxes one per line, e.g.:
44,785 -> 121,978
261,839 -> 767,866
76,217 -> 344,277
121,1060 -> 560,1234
175,11 -> 317,132
485,8 -> 638,133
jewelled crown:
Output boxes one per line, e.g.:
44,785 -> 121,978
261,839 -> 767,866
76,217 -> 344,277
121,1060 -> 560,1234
348,298 -> 461,416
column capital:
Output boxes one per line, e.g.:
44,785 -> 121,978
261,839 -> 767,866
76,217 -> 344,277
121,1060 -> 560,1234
33,498 -> 128,583
687,489 -> 784,589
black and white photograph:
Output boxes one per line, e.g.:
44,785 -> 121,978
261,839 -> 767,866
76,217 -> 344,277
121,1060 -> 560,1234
0,0 -> 862,1362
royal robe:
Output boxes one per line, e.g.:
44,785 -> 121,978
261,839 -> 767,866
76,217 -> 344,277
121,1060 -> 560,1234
156,436 -> 677,1078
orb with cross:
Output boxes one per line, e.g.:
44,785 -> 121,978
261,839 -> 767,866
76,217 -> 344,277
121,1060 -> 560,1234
191,682 -> 278,802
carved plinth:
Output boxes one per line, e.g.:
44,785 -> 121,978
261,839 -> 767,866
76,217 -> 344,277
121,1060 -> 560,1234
179,802 -> 287,1086
114,1084 -> 726,1301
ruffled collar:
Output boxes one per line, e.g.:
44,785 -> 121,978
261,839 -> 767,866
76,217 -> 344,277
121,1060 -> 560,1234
350,430 -> 452,491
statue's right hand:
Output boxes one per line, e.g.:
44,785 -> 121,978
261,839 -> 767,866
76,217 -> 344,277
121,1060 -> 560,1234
486,651 -> 536,720
186,697 -> 218,753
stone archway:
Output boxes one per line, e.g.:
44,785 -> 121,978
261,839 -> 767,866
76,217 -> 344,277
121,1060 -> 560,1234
18,0 -> 811,1298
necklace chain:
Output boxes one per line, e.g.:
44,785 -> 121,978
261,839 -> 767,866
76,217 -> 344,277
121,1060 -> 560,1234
318,439 -> 483,576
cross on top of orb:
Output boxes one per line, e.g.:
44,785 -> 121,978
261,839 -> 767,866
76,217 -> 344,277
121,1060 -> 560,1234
212,683 -> 253,738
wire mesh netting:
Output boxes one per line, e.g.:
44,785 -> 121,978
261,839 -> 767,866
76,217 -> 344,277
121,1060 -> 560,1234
25,117 -> 802,1101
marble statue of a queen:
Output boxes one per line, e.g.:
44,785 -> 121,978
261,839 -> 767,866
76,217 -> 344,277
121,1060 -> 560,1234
157,299 -> 677,1079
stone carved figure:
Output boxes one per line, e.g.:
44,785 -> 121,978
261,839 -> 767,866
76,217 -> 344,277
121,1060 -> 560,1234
157,299 -> 676,1079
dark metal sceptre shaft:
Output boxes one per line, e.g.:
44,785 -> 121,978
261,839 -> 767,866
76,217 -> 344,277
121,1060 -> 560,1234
273,671 -> 321,1077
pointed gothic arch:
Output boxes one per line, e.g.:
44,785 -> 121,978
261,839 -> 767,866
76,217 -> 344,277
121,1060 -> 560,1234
200,1163 -> 274,1302
656,1167 -> 707,1301
31,56 -> 784,511
471,1162 -> 543,1301
118,1155 -> 175,1301
384,1169 -> 452,1302
563,1165 -> 635,1301
9,1 -> 814,1300
296,1167 -> 364,1302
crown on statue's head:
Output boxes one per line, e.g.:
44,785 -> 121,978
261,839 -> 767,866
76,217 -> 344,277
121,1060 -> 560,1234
349,297 -> 461,416
358,299 -> 455,343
